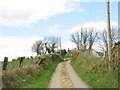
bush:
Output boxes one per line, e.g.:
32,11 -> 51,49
103,45 -> 119,71
50,53 -> 63,62
3,69 -> 22,88
34,55 -> 45,59
2,65 -> 41,88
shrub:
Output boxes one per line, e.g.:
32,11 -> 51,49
2,65 -> 40,88
12,59 -> 16,61
3,69 -> 21,88
34,55 -> 45,59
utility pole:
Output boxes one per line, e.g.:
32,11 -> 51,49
80,28 -> 83,50
60,37 -> 61,55
106,0 -> 112,61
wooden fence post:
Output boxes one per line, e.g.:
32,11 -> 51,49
19,57 -> 24,67
3,57 -> 8,70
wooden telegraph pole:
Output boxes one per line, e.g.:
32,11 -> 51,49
106,0 -> 112,61
60,37 -> 61,55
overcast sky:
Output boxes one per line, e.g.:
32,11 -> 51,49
0,0 -> 118,61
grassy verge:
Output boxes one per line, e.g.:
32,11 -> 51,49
71,55 -> 118,88
19,61 -> 58,88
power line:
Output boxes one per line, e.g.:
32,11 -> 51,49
85,2 -> 95,22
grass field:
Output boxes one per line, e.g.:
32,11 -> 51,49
71,55 -> 118,88
3,59 -> 30,70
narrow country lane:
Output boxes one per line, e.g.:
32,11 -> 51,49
48,63 -> 62,88
61,62 -> 74,88
48,61 -> 90,89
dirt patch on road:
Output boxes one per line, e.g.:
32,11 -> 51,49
61,62 -> 74,88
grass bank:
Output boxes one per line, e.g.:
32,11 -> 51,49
2,54 -> 63,88
71,54 -> 118,88
19,61 -> 58,88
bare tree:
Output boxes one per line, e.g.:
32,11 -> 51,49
99,29 -> 108,51
111,26 -> 118,44
31,40 -> 44,56
87,28 -> 98,53
44,36 -> 59,53
71,31 -> 80,50
99,26 -> 117,52
44,42 -> 51,54
82,28 -> 88,50
71,28 -> 89,50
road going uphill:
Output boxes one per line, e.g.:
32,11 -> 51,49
48,60 -> 90,88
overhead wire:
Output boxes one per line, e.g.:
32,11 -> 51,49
85,2 -> 97,22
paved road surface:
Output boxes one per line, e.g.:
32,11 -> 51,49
48,61 -> 90,89
48,63 -> 62,88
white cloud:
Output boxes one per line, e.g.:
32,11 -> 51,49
0,0 -> 83,27
0,36 -> 42,61
66,21 -> 117,34
47,24 -> 61,34
62,42 -> 76,50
